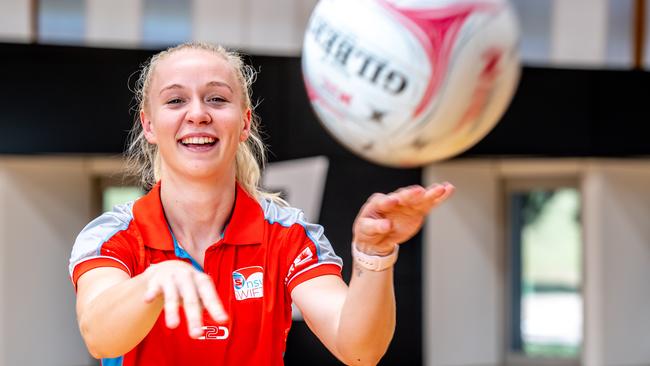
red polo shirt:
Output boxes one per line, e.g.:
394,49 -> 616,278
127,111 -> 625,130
69,182 -> 343,366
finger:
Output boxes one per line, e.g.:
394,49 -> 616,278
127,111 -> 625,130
162,277 -> 181,329
144,277 -> 162,303
378,186 -> 432,217
419,183 -> 455,212
423,183 -> 447,200
393,184 -> 425,196
176,272 -> 204,338
394,185 -> 427,207
433,183 -> 455,204
195,273 -> 228,323
356,217 -> 392,238
367,193 -> 399,214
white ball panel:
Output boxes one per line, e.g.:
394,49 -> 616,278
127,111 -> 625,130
302,0 -> 521,167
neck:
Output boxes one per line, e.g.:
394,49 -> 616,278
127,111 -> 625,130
160,172 -> 236,253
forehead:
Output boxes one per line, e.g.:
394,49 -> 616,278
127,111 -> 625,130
151,49 -> 238,90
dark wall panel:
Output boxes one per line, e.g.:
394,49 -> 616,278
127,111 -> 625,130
466,67 -> 650,157
284,158 -> 423,365
2,42 -> 650,158
1,43 -> 152,153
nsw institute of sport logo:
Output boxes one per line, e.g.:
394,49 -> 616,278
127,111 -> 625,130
232,266 -> 264,301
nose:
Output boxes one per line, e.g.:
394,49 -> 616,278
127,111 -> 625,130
186,99 -> 211,125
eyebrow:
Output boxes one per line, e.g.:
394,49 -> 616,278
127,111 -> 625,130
206,81 -> 234,93
159,81 -> 234,95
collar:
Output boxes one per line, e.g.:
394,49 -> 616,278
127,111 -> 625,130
133,181 -> 265,250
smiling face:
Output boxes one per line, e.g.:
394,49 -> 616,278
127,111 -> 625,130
140,49 -> 251,183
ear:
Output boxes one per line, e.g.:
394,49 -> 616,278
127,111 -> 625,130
140,110 -> 157,144
239,108 -> 252,142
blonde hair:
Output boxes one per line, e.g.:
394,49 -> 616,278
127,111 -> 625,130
126,41 -> 285,204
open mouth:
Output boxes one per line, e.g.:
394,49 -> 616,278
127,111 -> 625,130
179,136 -> 218,148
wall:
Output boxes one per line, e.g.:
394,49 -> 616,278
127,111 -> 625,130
424,159 -> 650,366
0,0 -> 30,42
424,161 -> 503,366
583,161 -> 650,366
0,157 -> 648,366
0,157 -> 92,366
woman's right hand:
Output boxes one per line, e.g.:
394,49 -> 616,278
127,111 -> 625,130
143,260 -> 228,338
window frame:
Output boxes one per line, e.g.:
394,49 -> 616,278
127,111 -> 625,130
90,161 -> 142,216
503,176 -> 583,366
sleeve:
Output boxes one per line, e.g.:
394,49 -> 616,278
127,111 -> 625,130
68,203 -> 137,289
285,213 -> 343,294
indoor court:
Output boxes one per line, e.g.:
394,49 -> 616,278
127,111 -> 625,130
0,1 -> 648,365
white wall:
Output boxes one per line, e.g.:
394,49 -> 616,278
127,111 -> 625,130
192,0 -> 317,55
0,0 -> 31,42
192,0 -> 246,49
86,0 -> 142,48
551,0 -> 608,67
423,161 -> 503,366
583,161 -> 650,366
0,158 -> 92,366
424,159 -> 650,366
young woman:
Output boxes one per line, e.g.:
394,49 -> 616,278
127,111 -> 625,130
69,42 -> 454,366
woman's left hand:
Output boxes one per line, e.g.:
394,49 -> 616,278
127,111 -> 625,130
353,182 -> 455,255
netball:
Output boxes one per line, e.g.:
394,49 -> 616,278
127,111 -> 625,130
302,0 -> 521,167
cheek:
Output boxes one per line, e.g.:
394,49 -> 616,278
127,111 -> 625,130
153,112 -> 181,136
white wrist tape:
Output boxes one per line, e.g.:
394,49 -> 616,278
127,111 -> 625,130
352,243 -> 399,271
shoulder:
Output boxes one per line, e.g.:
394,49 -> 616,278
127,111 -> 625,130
77,201 -> 135,240
259,199 -> 308,228
69,201 -> 140,281
71,202 -> 137,261
258,199 -> 327,239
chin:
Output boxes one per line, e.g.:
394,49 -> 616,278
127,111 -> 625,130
182,162 -> 233,181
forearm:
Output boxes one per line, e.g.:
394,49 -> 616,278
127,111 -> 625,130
78,272 -> 162,358
337,263 -> 396,365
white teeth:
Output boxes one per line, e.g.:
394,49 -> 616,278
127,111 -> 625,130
181,136 -> 216,145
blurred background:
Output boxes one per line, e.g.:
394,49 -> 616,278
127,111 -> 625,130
0,0 -> 649,365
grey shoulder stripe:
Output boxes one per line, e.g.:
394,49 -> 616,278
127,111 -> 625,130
261,200 -> 342,267
68,201 -> 135,277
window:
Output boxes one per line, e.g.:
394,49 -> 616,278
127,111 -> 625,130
102,185 -> 145,213
509,0 -> 552,65
38,0 -> 85,44
606,0 -> 634,67
142,0 -> 192,48
507,182 -> 583,362
94,175 -> 144,215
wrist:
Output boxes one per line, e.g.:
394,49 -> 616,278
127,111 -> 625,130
352,243 -> 399,272
353,241 -> 396,256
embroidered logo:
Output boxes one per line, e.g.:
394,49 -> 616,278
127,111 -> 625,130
232,266 -> 264,300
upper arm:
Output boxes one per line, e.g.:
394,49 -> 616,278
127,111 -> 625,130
76,267 -> 130,319
291,275 -> 348,360
275,207 -> 347,355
